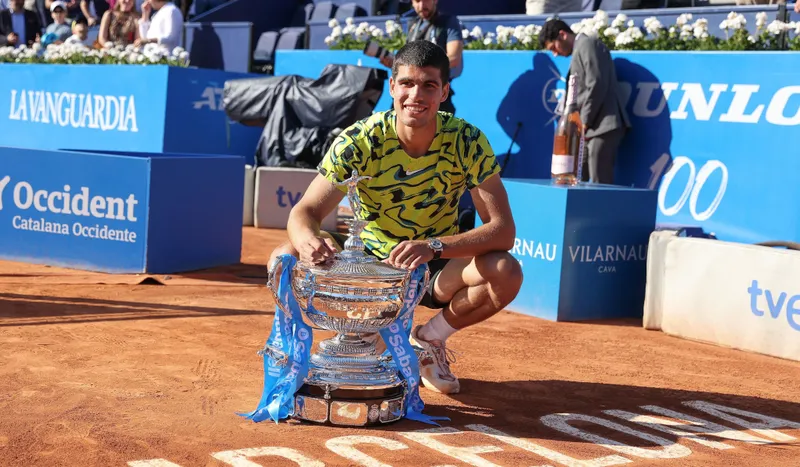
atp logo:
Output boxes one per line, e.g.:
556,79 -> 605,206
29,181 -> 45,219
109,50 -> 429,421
541,65 -> 565,127
0,175 -> 10,211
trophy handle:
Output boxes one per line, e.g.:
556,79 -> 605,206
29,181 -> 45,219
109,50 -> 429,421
262,256 -> 291,367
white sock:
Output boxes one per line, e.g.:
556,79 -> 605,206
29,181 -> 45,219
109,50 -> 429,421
419,312 -> 457,343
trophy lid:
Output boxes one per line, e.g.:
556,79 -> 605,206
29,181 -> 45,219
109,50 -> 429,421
301,254 -> 409,281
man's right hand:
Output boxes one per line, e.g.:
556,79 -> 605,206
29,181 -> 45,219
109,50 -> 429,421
7,33 -> 18,46
296,235 -> 338,265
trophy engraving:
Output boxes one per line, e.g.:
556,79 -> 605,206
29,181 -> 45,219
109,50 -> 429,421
261,169 -> 432,427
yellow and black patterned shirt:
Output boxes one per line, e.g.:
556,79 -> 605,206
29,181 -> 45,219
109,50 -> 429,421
318,110 -> 501,259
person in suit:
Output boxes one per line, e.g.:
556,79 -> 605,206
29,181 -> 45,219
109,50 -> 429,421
539,19 -> 630,185
0,0 -> 42,46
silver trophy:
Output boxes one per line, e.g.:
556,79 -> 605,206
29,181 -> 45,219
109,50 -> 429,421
266,169 -> 429,427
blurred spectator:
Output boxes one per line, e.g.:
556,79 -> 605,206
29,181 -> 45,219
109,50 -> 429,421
44,0 -> 71,41
44,0 -> 80,22
736,0 -> 800,13
380,0 -> 462,114
80,0 -> 108,26
0,0 -> 41,46
136,0 -> 182,50
526,0 -> 583,15
65,15 -> 92,44
98,0 -> 138,46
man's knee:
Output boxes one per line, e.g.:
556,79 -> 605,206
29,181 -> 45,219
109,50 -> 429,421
268,241 -> 298,271
474,251 -> 523,293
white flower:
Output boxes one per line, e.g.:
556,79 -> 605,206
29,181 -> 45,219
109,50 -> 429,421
604,27 -> 620,37
345,17 -> 354,26
756,12 -> 767,30
462,28 -> 469,40
767,20 -> 790,36
748,35 -> 756,43
328,18 -> 338,28
643,17 -> 663,35
611,13 -> 627,28
385,19 -> 401,36
470,25 -> 483,39
676,13 -> 692,27
593,9 -> 609,26
725,11 -> 746,30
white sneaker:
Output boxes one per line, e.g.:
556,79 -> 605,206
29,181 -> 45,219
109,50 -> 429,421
409,325 -> 460,394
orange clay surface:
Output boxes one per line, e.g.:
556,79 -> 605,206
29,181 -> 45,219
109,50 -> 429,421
1,227 -> 799,467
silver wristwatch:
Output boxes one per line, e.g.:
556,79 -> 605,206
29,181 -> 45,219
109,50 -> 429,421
428,238 -> 443,260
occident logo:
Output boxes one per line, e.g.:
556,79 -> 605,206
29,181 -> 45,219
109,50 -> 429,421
0,176 -> 139,221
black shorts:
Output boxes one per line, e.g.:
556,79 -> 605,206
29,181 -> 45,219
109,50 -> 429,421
328,231 -> 450,309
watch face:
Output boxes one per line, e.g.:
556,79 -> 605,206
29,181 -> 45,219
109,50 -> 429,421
430,239 -> 443,249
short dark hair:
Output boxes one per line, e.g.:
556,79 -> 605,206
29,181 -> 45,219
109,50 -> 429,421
392,40 -> 450,84
538,18 -> 572,49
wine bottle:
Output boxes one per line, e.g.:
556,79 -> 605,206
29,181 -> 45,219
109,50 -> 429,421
551,73 -> 584,186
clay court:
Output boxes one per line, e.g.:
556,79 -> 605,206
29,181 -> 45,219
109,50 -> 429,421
1,228 -> 799,467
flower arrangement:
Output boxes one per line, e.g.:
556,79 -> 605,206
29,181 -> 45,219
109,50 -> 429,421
326,18 -> 406,52
325,10 -> 800,53
0,42 -> 191,66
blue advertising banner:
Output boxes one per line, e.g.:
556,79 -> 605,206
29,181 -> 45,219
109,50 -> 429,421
0,64 -> 262,165
275,50 -> 800,246
478,179 -> 657,321
0,147 -> 149,272
0,147 -> 244,273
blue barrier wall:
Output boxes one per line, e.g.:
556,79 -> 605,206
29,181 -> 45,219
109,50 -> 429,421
275,49 -> 800,245
478,180 -> 657,321
185,22 -> 252,73
0,147 -> 244,273
0,64 -> 262,166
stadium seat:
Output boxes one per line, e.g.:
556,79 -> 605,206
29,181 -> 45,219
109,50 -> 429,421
253,31 -> 279,64
289,0 -> 315,27
310,1 -> 337,21
334,2 -> 368,20
277,27 -> 306,50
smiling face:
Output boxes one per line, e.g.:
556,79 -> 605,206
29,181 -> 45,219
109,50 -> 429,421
389,64 -> 449,129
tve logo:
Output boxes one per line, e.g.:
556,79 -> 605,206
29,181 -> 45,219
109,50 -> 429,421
747,279 -> 800,331
276,186 -> 302,208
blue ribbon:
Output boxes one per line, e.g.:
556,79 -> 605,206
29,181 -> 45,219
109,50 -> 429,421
239,254 -> 312,423
240,253 -> 447,426
379,264 -> 450,426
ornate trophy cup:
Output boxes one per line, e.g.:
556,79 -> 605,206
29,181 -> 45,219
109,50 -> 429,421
254,169 -> 437,427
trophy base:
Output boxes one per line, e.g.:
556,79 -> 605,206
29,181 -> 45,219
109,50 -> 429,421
293,382 -> 406,427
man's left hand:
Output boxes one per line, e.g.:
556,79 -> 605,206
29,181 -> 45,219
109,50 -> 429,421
384,240 -> 433,270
